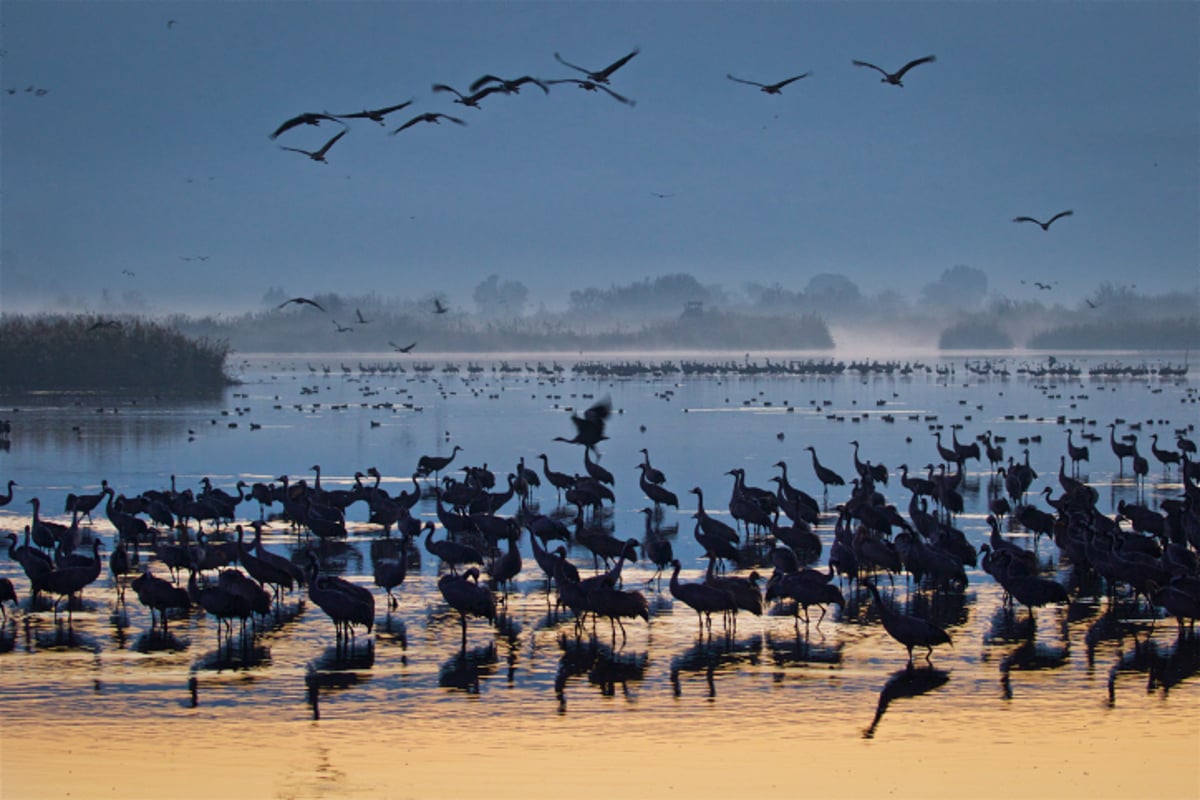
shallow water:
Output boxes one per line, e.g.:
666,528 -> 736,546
1,352 -> 1197,799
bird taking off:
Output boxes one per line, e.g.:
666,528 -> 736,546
726,72 -> 811,94
1013,210 -> 1073,231
276,297 -> 326,312
355,308 -> 371,324
554,396 -> 613,455
389,341 -> 417,353
432,299 -> 449,314
852,55 -> 936,86
553,47 -> 639,84
278,128 -> 348,163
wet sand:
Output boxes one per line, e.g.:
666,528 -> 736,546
4,702 -> 1197,799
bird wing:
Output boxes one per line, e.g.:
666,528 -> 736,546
432,83 -> 466,99
770,73 -> 811,89
553,51 -> 591,76
374,100 -> 414,116
595,84 -> 636,106
894,54 -> 937,79
278,145 -> 315,157
1011,216 -> 1041,225
314,128 -> 348,156
852,60 -> 889,77
584,396 -> 613,426
726,73 -> 765,88
514,75 -> 551,94
439,114 -> 468,125
1047,209 -> 1074,225
597,47 -> 640,79
269,112 -> 339,139
469,74 -> 504,93
391,114 -> 428,134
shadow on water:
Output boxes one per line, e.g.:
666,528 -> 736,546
554,634 -> 648,712
669,633 -> 763,700
438,641 -> 499,694
305,641 -> 375,720
862,666 -> 951,739
765,628 -> 844,672
1107,630 -> 1200,705
134,628 -> 189,654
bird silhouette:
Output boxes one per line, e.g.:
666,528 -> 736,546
391,112 -> 467,134
276,296 -> 326,312
331,320 -> 354,333
354,308 -> 371,324
553,47 -> 639,83
553,396 -> 612,455
545,78 -> 636,105
389,341 -> 417,353
1013,210 -> 1073,230
269,111 -> 344,139
726,72 -> 811,93
87,320 -> 122,331
468,74 -> 550,95
865,581 -> 952,665
278,128 -> 348,163
329,100 -> 413,125
852,55 -> 936,86
431,82 -> 505,108
0,577 -> 17,622
438,567 -> 496,647
432,298 -> 449,314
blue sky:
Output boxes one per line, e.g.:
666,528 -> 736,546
1,1 -> 1197,314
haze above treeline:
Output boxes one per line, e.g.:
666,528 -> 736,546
5,267 -> 1199,354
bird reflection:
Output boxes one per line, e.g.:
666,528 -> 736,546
133,628 -> 189,654
766,629 -> 843,670
862,666 -> 951,739
1108,632 -> 1200,704
192,641 -> 271,673
553,634 -> 647,711
669,634 -> 762,699
438,642 -> 498,694
998,636 -> 1070,700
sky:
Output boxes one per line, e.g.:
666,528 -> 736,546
1,1 -> 1197,315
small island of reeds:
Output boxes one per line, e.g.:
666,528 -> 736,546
0,315 -> 233,393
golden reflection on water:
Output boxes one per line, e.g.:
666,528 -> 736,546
4,703 -> 1197,799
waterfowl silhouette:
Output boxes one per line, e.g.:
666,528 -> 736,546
276,297 -> 326,312
1012,210 -> 1073,231
552,47 -> 639,83
391,112 -> 466,134
329,100 -> 413,125
278,128 -> 347,163
269,111 -> 343,140
726,72 -> 811,93
852,54 -> 936,86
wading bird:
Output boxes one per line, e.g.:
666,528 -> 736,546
276,297 -> 326,312
269,112 -> 343,140
278,128 -> 348,163
725,72 -> 811,93
1012,210 -> 1073,231
852,55 -> 936,86
329,100 -> 413,125
553,47 -> 639,83
391,112 -> 466,134
545,78 -> 636,106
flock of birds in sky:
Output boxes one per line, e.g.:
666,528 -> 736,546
268,45 -> 1074,284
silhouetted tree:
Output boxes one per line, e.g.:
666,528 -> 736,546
472,274 -> 529,318
803,273 -> 862,311
920,265 -> 987,310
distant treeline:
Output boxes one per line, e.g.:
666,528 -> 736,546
172,303 -> 833,353
0,315 -> 232,392
1027,317 -> 1200,350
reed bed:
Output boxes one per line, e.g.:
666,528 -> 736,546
0,314 -> 232,392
